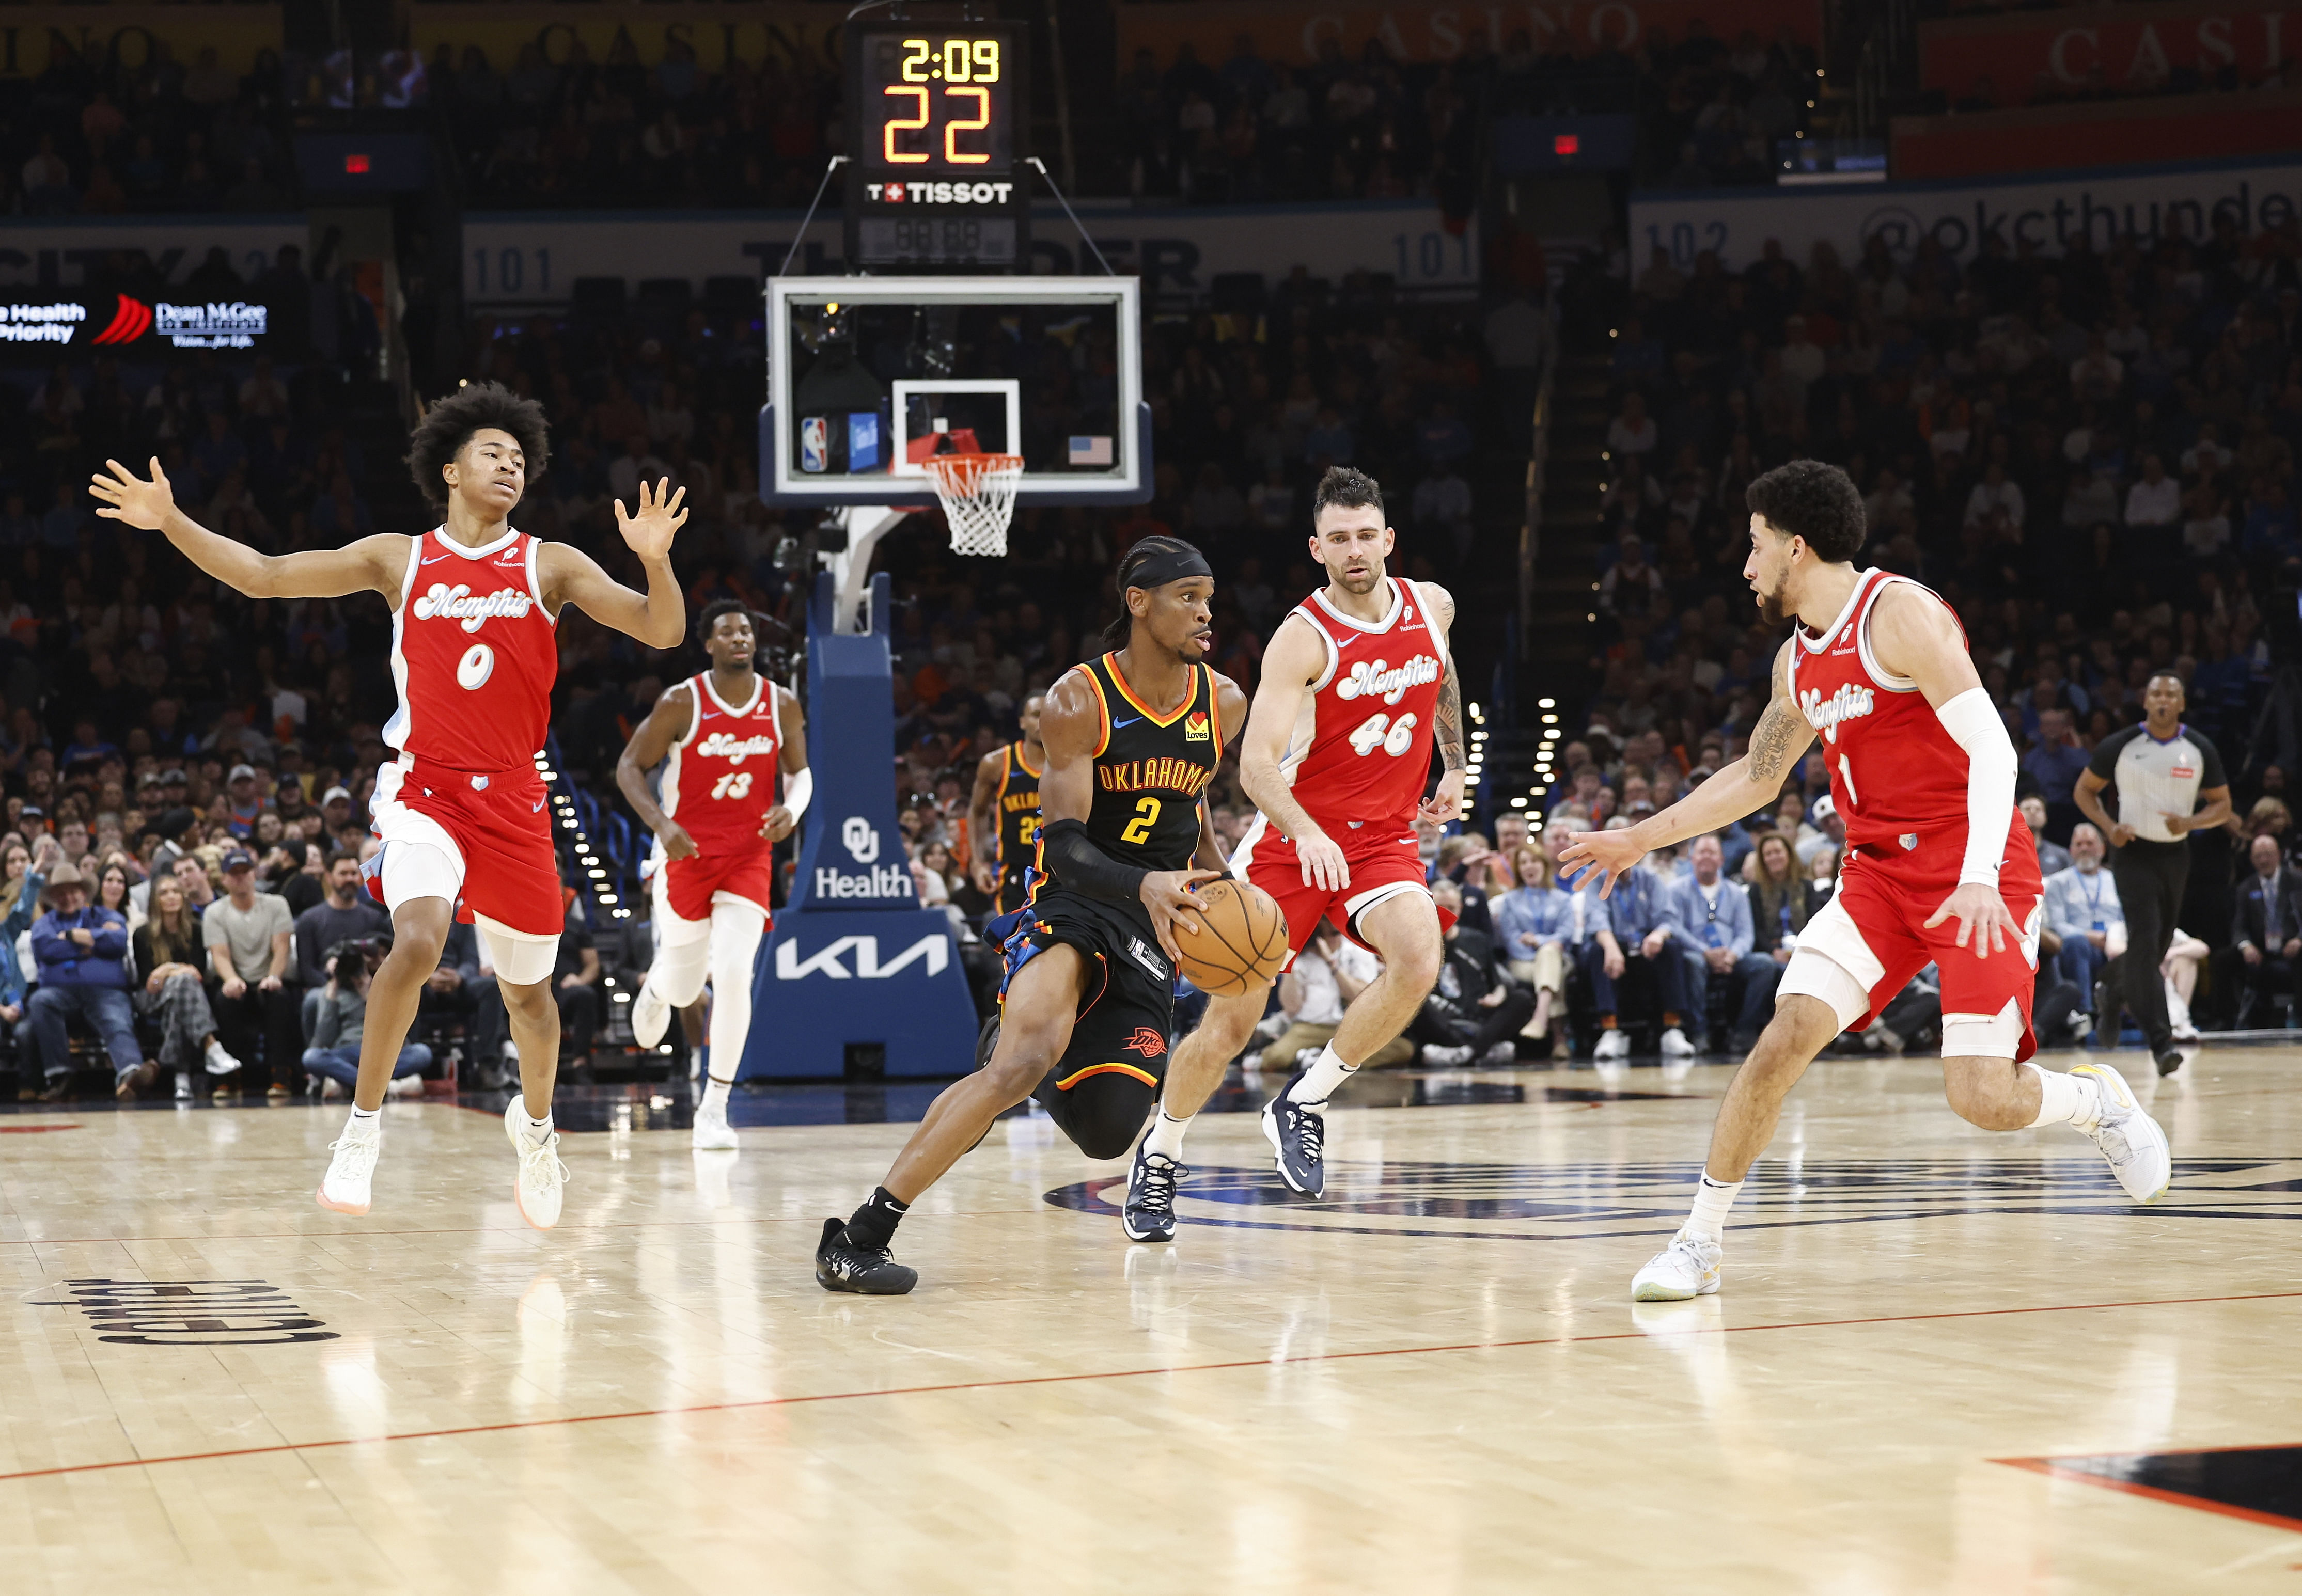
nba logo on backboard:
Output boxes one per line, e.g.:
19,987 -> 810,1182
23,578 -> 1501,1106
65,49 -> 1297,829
800,416 -> 828,473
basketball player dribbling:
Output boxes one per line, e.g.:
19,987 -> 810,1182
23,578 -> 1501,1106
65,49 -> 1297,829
90,383 -> 690,1227
616,600 -> 810,1151
1130,466 -> 1464,1240
966,691 -> 1047,916
1557,461 -> 2170,1302
815,536 -> 1245,1294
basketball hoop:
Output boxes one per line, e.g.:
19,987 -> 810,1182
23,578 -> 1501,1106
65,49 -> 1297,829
924,452 -> 1023,558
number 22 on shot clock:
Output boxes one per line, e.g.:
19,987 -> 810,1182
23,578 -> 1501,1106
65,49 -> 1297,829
865,32 -> 1012,170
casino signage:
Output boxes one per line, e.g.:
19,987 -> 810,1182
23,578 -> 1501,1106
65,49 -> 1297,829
0,291 -> 270,354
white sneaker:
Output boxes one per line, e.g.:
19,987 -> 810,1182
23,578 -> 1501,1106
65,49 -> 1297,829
1632,1231 -> 1722,1301
630,977 -> 671,1049
2070,1062 -> 2171,1204
1594,1030 -> 1631,1062
320,1078 -> 343,1101
503,1098 -> 568,1229
2171,1021 -> 2201,1043
1658,1027 -> 1695,1058
1420,1044 -> 1475,1065
316,1116 -> 381,1215
1482,1040 -> 1517,1064
691,1101 -> 739,1151
203,1039 -> 242,1076
386,1073 -> 426,1100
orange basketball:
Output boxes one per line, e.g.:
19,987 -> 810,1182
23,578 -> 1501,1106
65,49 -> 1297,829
1175,877 -> 1291,998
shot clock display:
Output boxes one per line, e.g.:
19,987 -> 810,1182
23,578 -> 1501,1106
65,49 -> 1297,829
843,21 -> 1029,271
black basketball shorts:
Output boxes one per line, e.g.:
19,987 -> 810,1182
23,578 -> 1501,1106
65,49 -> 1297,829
999,886 -> 1172,1159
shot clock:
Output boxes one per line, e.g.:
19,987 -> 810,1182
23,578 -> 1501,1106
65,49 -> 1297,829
843,21 -> 1029,271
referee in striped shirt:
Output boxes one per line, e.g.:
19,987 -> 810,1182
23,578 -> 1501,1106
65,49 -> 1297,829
2075,673 -> 2231,1074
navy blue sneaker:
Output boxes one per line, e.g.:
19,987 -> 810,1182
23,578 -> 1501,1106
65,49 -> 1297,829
1122,1144 -> 1186,1242
1261,1069 -> 1326,1197
813,1217 -> 918,1294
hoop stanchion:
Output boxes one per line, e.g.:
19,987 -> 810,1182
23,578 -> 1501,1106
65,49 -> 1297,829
926,452 -> 1023,557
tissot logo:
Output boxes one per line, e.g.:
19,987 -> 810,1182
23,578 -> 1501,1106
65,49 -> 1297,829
865,181 -> 1016,206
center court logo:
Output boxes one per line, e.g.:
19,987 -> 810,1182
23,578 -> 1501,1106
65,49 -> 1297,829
1044,1158 -> 2302,1239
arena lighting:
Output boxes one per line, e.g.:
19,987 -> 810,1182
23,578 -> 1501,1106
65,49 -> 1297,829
1511,797 -> 1527,808
1539,698 -> 1555,708
1553,133 -> 1579,156
1587,612 -> 1596,622
1542,714 -> 1558,724
1467,702 -> 1482,719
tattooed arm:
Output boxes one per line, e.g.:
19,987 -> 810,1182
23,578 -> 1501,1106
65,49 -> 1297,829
1419,582 -> 1466,822
1557,641 -> 1817,897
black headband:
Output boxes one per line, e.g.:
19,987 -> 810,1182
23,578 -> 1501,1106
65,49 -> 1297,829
1125,545 -> 1212,591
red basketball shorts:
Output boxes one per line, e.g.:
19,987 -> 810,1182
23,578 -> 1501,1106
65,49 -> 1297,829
1231,814 -> 1438,969
1780,810 -> 2046,1061
656,848 -> 776,925
366,756 -> 565,937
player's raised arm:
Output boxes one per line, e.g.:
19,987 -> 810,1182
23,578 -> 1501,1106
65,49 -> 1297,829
1037,667 -> 1216,962
1559,640 -> 1817,897
615,683 -> 699,860
1237,614 -> 1352,893
541,479 -> 686,649
91,456 -> 404,602
966,745 -> 1008,896
762,683 -> 811,844
1867,583 -> 2022,956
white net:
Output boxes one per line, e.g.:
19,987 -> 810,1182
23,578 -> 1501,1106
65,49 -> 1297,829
925,452 -> 1023,558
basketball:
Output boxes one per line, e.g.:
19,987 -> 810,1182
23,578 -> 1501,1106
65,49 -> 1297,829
1176,877 -> 1290,997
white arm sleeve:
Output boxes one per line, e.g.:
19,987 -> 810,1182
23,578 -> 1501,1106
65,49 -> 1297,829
1934,686 -> 2018,887
782,767 -> 812,820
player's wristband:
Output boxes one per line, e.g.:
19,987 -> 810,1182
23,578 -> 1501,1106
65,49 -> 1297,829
782,767 -> 812,819
1040,817 -> 1150,905
1934,686 -> 2018,888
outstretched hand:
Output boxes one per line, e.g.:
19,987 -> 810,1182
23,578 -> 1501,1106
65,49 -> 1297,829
89,457 -> 179,530
1923,881 -> 2021,958
1555,826 -> 1646,898
614,477 -> 687,561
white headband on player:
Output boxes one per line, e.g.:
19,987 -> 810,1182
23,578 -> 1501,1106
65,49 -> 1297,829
1933,686 -> 2018,886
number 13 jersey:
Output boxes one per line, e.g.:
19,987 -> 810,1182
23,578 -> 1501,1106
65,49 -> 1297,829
1278,578 -> 1449,834
657,672 -> 784,858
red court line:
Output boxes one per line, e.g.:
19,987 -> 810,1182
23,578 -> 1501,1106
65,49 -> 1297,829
3,1288 -> 2295,1486
1993,1456 -> 2302,1535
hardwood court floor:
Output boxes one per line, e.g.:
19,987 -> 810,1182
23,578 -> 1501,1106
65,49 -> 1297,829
4,1046 -> 2301,1594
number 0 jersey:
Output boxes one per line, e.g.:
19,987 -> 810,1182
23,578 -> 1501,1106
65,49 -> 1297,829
654,672 -> 784,860
1786,568 -> 2009,855
1274,578 -> 1449,835
1052,653 -> 1222,878
385,526 -> 559,772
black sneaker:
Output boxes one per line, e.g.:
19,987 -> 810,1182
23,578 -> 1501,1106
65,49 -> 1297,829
1122,1144 -> 1186,1242
1261,1068 -> 1326,1197
813,1216 -> 918,1295
2154,1046 -> 2184,1077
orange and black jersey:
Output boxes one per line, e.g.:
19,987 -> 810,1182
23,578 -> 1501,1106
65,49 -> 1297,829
1063,651 -> 1223,875
994,740 -> 1044,875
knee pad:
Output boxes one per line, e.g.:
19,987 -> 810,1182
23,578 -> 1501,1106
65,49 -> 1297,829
476,916 -> 560,987
1777,945 -> 1873,1031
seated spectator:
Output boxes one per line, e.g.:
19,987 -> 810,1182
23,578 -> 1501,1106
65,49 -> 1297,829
1260,920 -> 1410,1072
0,834 -> 56,1083
1669,833 -> 1781,1053
296,851 -> 390,1026
172,853 -> 218,915
2124,455 -> 2181,527
1411,879 -> 1536,1065
1491,845 -> 1571,1055
133,872 -> 240,1094
2019,796 -> 2072,877
1745,829 -> 1806,966
303,936 -> 429,1100
25,861 -> 150,1099
1584,831 -> 1694,1060
205,848 -> 301,1099
2231,833 -> 2302,1028
2043,824 -> 2123,1016
2163,928 -> 2209,1043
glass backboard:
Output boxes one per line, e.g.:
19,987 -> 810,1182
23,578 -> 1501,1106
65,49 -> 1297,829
760,275 -> 1147,507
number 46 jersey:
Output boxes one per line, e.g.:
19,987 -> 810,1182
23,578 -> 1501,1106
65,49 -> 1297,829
653,673 -> 785,914
1276,578 -> 1449,835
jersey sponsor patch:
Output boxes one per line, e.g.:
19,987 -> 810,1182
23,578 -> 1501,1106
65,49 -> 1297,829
2172,765 -> 2197,779
1184,712 -> 1211,742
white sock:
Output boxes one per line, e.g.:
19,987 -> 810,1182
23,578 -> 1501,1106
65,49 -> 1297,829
1286,1044 -> 1355,1107
701,1076 -> 733,1116
2025,1062 -> 2102,1129
346,1105 -> 379,1132
522,1109 -> 553,1138
1143,1108 -> 1190,1162
1685,1174 -> 1741,1243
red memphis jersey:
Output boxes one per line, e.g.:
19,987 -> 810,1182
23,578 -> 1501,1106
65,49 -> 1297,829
1787,568 -> 2008,854
385,527 -> 558,771
1276,577 -> 1450,834
656,672 -> 781,857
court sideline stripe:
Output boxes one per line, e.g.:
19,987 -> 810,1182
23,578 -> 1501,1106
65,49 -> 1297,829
1992,1456 -> 2302,1535
3,1287 -> 2296,1486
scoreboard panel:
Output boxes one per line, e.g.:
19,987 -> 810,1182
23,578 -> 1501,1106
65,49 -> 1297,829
843,22 -> 1029,272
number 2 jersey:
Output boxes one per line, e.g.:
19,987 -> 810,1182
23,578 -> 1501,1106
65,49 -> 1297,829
650,671 -> 785,922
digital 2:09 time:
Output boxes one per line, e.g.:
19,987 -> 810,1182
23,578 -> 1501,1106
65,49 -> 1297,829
899,38 -> 1000,83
